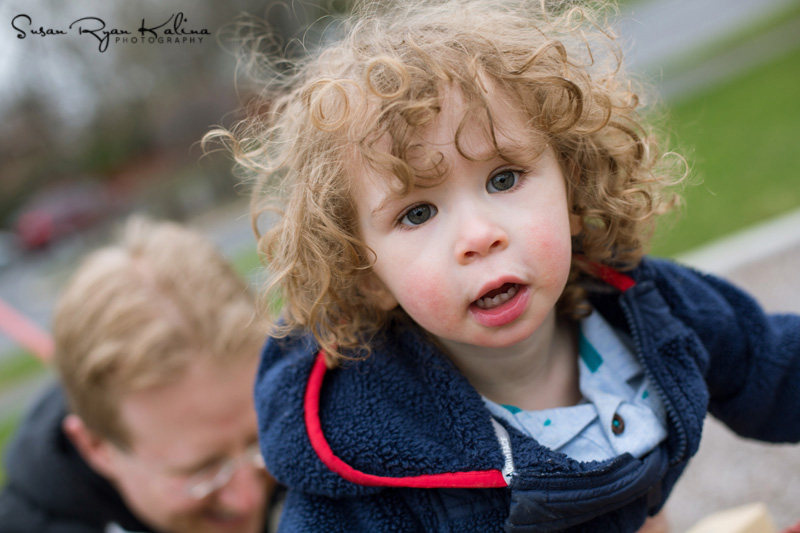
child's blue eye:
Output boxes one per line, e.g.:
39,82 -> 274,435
401,204 -> 437,226
487,170 -> 519,193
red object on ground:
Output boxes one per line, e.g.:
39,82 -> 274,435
0,298 -> 53,361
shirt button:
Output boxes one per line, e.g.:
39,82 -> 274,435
612,413 -> 625,435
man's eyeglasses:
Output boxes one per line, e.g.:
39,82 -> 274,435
120,442 -> 266,500
183,443 -> 266,500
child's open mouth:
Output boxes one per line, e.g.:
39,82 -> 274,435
469,283 -> 529,328
474,283 -> 519,310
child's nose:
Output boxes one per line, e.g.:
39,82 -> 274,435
454,212 -> 508,264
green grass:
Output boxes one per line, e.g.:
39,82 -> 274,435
0,351 -> 46,483
0,350 -> 47,390
651,46 -> 800,256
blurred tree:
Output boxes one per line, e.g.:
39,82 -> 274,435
1,0 -> 346,228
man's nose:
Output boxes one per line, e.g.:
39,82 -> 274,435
454,209 -> 508,264
215,464 -> 267,513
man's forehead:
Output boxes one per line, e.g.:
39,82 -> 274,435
119,358 -> 258,454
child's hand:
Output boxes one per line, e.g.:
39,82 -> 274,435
637,510 -> 669,533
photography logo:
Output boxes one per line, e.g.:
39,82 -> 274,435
11,12 -> 211,53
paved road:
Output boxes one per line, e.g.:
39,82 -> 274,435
618,0 -> 797,71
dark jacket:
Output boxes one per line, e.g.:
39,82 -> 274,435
0,383 -> 154,533
254,258 -> 800,532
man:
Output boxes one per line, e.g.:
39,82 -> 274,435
0,218 -> 276,532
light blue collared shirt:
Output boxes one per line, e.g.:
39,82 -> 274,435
484,311 -> 668,463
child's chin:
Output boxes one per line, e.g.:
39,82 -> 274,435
463,327 -> 540,350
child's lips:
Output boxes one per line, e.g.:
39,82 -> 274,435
469,283 -> 529,327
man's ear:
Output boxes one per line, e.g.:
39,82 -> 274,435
62,414 -> 117,480
360,273 -> 398,311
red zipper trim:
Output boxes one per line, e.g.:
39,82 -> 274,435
304,350 -> 507,488
578,257 -> 636,292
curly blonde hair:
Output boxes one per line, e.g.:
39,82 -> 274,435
207,0 -> 683,364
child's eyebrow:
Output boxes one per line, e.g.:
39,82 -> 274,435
370,193 -> 401,221
494,138 -> 545,167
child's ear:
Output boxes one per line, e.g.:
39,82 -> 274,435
361,273 -> 398,311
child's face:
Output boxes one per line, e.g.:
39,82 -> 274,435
354,88 -> 580,351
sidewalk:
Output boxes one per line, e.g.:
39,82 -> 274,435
669,209 -> 800,531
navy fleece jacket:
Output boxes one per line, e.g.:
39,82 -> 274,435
254,258 -> 800,532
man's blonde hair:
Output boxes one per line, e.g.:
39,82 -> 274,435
53,217 -> 263,447
208,0 -> 684,363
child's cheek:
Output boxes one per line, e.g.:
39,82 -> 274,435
395,271 -> 454,330
524,226 -> 573,284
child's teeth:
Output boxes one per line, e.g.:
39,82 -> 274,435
475,284 -> 518,310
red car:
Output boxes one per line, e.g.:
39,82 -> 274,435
14,182 -> 113,250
